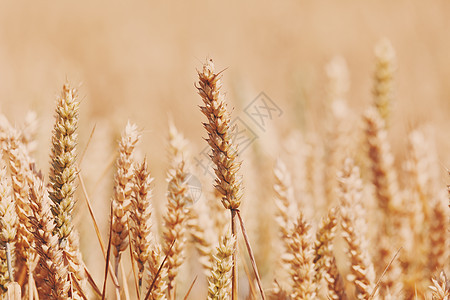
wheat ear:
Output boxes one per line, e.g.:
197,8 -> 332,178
5,129 -> 36,275
28,176 -> 70,299
130,158 -> 154,292
48,83 -> 79,242
111,122 -> 140,276
273,159 -> 297,244
0,161 -> 17,291
20,111 -> 38,156
324,56 -> 350,207
162,163 -> 190,298
314,206 -> 346,300
207,232 -> 235,300
372,38 -> 396,125
287,213 -> 316,300
324,256 -> 348,300
187,202 -> 214,275
429,271 -> 449,300
338,158 -> 376,300
197,59 -> 243,299
48,83 -> 87,295
428,192 -> 449,274
145,242 -> 168,300
161,123 -> 191,299
364,107 -> 403,296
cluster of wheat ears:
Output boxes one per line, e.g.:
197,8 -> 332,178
0,39 -> 448,300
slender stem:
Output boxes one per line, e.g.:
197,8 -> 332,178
231,209 -> 238,300
237,210 -> 266,300
78,170 -> 120,287
28,261 -> 32,300
5,242 -> 13,282
115,255 -> 121,300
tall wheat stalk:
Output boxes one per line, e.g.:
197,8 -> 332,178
197,59 -> 243,299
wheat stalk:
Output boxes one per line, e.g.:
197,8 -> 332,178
197,59 -> 243,299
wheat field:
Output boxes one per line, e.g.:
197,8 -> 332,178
0,1 -> 449,299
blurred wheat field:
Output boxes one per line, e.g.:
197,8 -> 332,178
0,1 -> 449,299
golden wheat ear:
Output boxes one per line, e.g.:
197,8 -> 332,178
162,123 -> 191,300
364,107 -> 404,297
338,158 -> 376,300
5,129 -> 36,286
48,83 -> 88,296
111,122 -> 140,276
313,206 -> 347,300
28,176 -> 70,299
0,160 -> 17,292
372,38 -> 396,125
48,83 -> 79,243
130,158 -> 154,292
197,59 -> 243,300
207,232 -> 235,300
429,271 -> 449,300
287,213 -> 316,299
